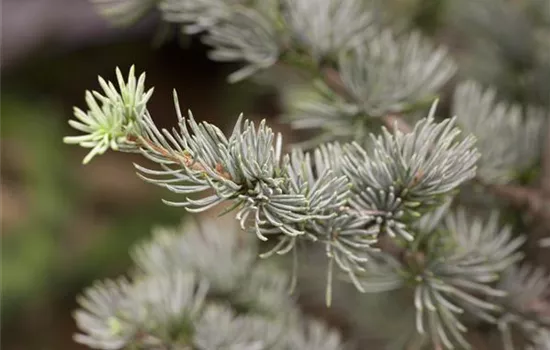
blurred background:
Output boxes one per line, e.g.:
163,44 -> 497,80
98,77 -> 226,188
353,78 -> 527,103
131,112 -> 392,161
1,0 -> 549,349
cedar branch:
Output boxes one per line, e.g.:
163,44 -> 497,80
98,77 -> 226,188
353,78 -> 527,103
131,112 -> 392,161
129,134 -> 232,180
316,66 -> 549,213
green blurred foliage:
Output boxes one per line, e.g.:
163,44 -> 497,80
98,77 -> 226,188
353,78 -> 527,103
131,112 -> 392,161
2,95 -> 77,316
1,94 -> 184,348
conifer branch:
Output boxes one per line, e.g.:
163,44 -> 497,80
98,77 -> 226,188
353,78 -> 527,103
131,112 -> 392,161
63,1 -> 550,349
295,54 -> 549,217
130,133 -> 233,180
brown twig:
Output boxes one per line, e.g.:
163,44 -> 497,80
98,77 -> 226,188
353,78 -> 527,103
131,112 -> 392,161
479,181 -> 547,214
321,67 -> 354,101
382,114 -> 413,134
129,134 -> 232,180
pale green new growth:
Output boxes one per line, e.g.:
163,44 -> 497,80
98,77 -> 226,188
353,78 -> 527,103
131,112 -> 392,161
63,66 -> 153,164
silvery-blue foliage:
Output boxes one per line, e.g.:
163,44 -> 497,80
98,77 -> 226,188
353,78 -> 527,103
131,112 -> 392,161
444,209 -> 526,278
453,80 -> 545,184
284,145 -> 378,302
339,30 -> 456,117
131,219 -> 255,294
159,0 -> 284,82
74,272 -> 208,349
358,206 -> 526,350
284,319 -> 345,350
533,330 -> 550,350
282,81 -> 365,147
361,198 -> 453,291
341,102 -> 479,241
193,303 -> 286,350
282,29 -> 457,146
408,208 -> 524,349
232,263 -> 296,316
202,5 -> 283,83
132,218 -> 298,317
74,278 -> 138,349
159,0 -> 243,34
355,255 -> 404,294
194,305 -> 344,350
282,0 -> 374,60
413,197 -> 453,234
91,0 -> 157,26
75,219 -> 345,350
134,98 -> 310,242
129,91 -> 384,303
496,264 -> 550,350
